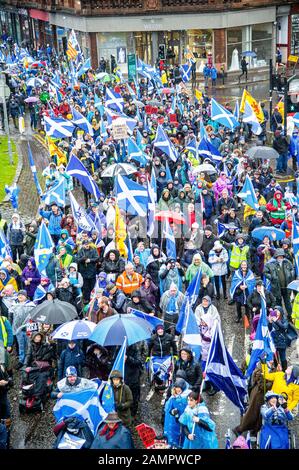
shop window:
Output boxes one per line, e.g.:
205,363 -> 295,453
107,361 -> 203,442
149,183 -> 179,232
186,29 -> 212,60
291,15 -> 299,55
251,23 -> 272,66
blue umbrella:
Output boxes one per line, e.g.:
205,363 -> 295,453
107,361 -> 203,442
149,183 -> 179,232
287,280 -> 299,292
128,308 -> 163,330
251,226 -> 286,241
51,320 -> 97,341
89,313 -> 153,346
242,51 -> 257,58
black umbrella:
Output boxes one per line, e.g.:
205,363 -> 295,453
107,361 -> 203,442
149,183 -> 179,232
246,146 -> 279,160
30,299 -> 78,324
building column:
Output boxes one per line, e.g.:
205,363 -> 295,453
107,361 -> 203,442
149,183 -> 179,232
213,29 -> 226,69
89,32 -> 98,69
151,31 -> 158,64
52,24 -> 58,50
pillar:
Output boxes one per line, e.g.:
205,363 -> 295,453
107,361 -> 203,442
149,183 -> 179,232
152,31 -> 158,63
89,32 -> 98,69
213,29 -> 226,69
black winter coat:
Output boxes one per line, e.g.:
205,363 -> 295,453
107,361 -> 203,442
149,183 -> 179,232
124,344 -> 144,386
148,332 -> 178,357
247,290 -> 276,312
76,247 -> 99,279
86,344 -> 111,380
56,286 -> 77,307
58,344 -> 85,380
201,234 -> 218,262
173,358 -> 202,391
24,341 -> 54,367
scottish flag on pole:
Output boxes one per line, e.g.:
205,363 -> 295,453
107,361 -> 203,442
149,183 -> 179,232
147,179 -> 156,237
5,184 -> 19,210
53,389 -> 107,436
185,138 -> 198,158
110,337 -> 127,379
43,115 -> 75,138
76,57 -> 91,77
180,63 -> 192,83
198,138 -> 221,164
242,101 -> 262,135
69,192 -> 95,232
116,175 -> 148,217
237,175 -> 259,210
234,100 -> 240,120
28,143 -> 42,196
0,230 -> 12,262
127,138 -> 147,165
42,178 -> 66,208
211,98 -> 239,130
205,321 -> 247,412
186,269 -> 202,307
182,301 -> 202,346
163,220 -> 176,259
292,215 -> 299,277
34,222 -> 54,274
245,295 -> 276,378
71,107 -> 94,136
105,88 -> 124,113
66,154 -> 101,200
153,125 -> 178,162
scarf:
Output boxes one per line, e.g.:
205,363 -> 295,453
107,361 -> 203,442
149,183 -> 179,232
99,423 -> 119,440
166,292 -> 179,314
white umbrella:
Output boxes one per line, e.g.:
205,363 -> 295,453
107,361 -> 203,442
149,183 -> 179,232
51,320 -> 97,341
26,77 -> 46,88
101,163 -> 137,177
95,72 -> 109,80
192,163 -> 217,174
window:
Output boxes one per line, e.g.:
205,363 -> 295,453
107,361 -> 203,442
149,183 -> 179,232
251,23 -> 272,65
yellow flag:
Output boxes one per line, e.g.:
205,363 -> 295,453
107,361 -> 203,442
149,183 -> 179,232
115,204 -> 127,257
240,89 -> 264,122
276,99 -> 284,124
47,138 -> 67,166
195,89 -> 203,101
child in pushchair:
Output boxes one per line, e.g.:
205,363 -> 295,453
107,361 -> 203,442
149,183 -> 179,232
19,362 -> 53,413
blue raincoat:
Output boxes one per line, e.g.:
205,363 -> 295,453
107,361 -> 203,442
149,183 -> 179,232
179,402 -> 218,449
164,388 -> 189,448
260,404 -> 293,449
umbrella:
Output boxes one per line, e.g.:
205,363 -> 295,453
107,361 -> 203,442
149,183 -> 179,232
155,210 -> 186,224
292,113 -> 299,126
161,88 -> 173,95
89,313 -> 153,346
95,72 -> 110,80
246,146 -> 279,160
51,320 -> 97,340
251,226 -> 286,241
135,100 -> 145,108
24,96 -> 39,103
192,163 -> 217,174
241,51 -> 257,58
101,163 -> 136,177
26,77 -> 46,88
287,280 -> 299,292
147,100 -> 161,106
30,299 -> 78,324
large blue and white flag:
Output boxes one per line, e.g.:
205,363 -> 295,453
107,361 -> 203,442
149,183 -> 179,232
147,179 -> 156,237
292,214 -> 299,277
0,230 -> 12,262
43,115 -> 75,139
186,269 -> 202,307
116,175 -> 148,217
53,388 -> 107,436
136,58 -> 155,80
198,137 -> 222,164
71,107 -> 94,136
153,125 -> 178,162
237,175 -> 259,210
69,192 -> 95,233
242,101 -> 262,135
234,100 -> 240,120
230,269 -> 256,300
42,178 -> 66,208
205,321 -> 248,412
105,88 -> 124,113
211,98 -> 239,130
200,120 -> 208,140
127,138 -> 147,165
66,154 -> 101,201
182,300 -> 202,346
185,137 -> 198,158
180,63 -> 192,83
5,184 -> 19,210
34,222 -> 54,274
76,57 -> 91,77
246,294 -> 276,378
130,308 -> 163,330
217,221 -> 239,238
163,220 -> 176,259
110,337 -> 127,379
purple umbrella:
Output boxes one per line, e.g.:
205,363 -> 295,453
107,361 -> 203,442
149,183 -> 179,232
24,96 -> 39,103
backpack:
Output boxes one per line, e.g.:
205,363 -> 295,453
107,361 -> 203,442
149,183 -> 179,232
53,416 -> 94,449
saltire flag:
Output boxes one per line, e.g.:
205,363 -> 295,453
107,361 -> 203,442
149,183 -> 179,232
5,184 -> 19,210
245,294 -> 276,378
127,138 -> 147,166
69,191 -> 95,233
130,308 -> 163,330
185,137 -> 198,158
240,89 -> 264,123
242,101 -> 262,135
217,221 -> 238,238
198,137 -> 222,164
165,160 -> 173,182
147,178 -> 156,237
205,321 -> 248,413
136,58 -> 156,80
180,62 -> 192,83
43,115 -> 75,139
225,430 -> 231,449
153,125 -> 178,162
53,388 -> 107,436
211,98 -> 239,130
66,154 -> 101,201
230,268 -> 256,300
233,100 -> 240,120
163,219 -> 176,259
76,57 -> 91,77
71,107 -> 94,136
176,269 -> 202,333
116,175 -> 148,217
34,221 -> 54,274
182,300 -> 202,346
109,336 -> 127,379
105,88 -> 124,113
237,175 -> 259,210
33,282 -> 55,304
292,214 -> 299,277
42,178 -> 66,208
118,113 -> 137,133
0,230 -> 12,262
200,120 -> 208,140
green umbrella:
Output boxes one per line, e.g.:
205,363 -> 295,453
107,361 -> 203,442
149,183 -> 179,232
39,91 -> 50,103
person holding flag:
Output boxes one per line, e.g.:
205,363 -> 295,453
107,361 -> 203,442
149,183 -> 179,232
230,260 -> 256,323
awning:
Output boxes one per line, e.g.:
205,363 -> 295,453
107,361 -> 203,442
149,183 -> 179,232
29,9 -> 49,22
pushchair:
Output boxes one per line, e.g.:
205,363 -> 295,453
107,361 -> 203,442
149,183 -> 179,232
53,416 -> 94,449
19,362 -> 53,413
146,355 -> 173,400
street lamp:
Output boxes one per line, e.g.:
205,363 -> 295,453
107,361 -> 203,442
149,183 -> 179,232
0,68 -> 14,165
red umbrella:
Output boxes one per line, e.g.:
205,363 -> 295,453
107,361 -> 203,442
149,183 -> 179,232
155,210 -> 186,224
161,88 -> 173,95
